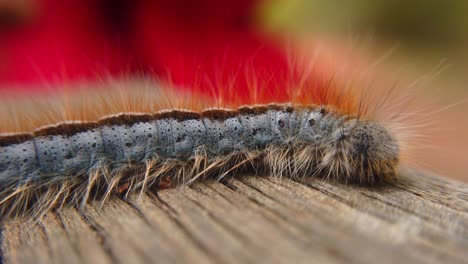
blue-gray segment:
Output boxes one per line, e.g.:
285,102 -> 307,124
202,116 -> 244,155
67,128 -> 105,173
0,139 -> 38,182
172,118 -> 206,157
121,122 -> 156,162
0,106 -> 344,182
154,118 -> 173,157
34,135 -> 71,176
101,125 -> 126,162
238,111 -> 273,150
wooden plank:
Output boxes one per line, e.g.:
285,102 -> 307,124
1,167 -> 467,264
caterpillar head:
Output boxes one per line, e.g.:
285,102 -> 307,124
322,119 -> 400,184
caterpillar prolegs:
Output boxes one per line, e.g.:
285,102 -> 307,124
0,102 -> 399,219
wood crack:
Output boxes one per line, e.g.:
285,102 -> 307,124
151,192 -> 223,263
77,208 -> 121,264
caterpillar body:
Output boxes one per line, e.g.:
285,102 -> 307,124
0,99 -> 399,218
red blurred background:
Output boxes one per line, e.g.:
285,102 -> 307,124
0,0 -> 293,98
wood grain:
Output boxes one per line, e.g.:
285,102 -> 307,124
1,167 -> 467,264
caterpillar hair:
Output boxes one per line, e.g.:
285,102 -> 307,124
0,46 -> 405,220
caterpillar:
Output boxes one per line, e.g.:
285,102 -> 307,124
0,44 -> 404,220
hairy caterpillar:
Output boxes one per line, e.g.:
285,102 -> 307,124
0,44 -> 404,220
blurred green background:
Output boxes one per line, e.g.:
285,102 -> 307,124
262,0 -> 468,99
263,0 -> 468,51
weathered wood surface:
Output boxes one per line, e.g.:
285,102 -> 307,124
1,168 -> 467,264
